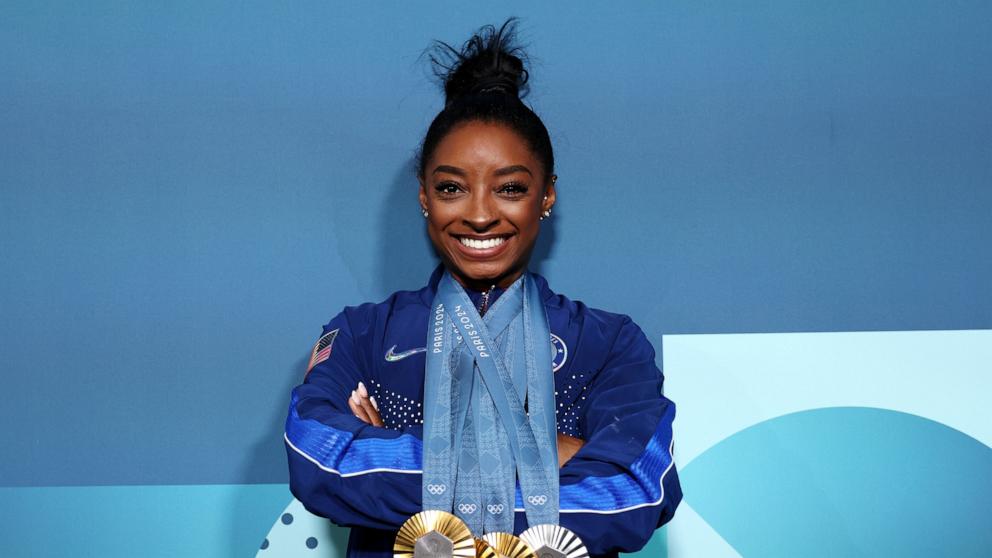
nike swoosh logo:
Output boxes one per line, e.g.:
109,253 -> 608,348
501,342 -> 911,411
384,345 -> 427,362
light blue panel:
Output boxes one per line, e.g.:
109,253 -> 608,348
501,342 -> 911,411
661,502 -> 740,558
0,484 -> 290,558
663,329 -> 992,557
626,526 -> 668,558
255,498 -> 348,558
680,408 -> 992,557
664,329 -> 992,464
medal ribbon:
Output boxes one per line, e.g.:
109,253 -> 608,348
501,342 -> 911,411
422,271 -> 559,534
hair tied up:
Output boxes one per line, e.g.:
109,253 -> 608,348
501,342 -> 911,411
418,18 -> 554,180
471,72 -> 521,96
429,18 -> 530,107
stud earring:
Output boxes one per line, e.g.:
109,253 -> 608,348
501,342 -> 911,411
421,208 -> 429,218
540,207 -> 552,220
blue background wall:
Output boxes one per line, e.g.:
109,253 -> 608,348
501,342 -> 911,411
1,2 -> 989,557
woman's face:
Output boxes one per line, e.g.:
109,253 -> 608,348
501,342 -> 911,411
419,120 -> 556,291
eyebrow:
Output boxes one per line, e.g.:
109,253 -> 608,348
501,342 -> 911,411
432,164 -> 533,177
494,165 -> 532,177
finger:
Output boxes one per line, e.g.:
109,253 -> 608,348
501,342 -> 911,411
348,394 -> 368,422
365,396 -> 384,427
358,395 -> 385,427
349,391 -> 372,424
354,382 -> 384,427
368,408 -> 384,427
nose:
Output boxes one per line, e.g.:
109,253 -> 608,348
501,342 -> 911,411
463,189 -> 499,231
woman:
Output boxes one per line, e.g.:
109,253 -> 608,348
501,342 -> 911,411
285,21 -> 681,558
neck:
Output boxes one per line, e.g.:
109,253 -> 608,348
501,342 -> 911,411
448,268 -> 525,292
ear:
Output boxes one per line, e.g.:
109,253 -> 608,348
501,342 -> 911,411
418,179 -> 428,213
542,175 -> 557,212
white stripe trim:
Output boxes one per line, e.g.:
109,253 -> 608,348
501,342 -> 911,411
284,432 -> 422,478
521,438 -> 677,515
286,432 -> 676,514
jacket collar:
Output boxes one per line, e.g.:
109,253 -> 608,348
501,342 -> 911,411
419,264 -> 555,306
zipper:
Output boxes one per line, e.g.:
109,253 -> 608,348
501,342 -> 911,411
478,284 -> 496,316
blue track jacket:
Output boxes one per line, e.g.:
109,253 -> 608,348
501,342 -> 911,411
285,268 -> 681,557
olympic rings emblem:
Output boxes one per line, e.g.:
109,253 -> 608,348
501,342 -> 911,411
486,504 -> 504,514
527,495 -> 548,506
457,503 -> 478,514
426,483 -> 447,495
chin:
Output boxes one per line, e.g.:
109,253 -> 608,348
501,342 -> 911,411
461,264 -> 505,281
451,260 -> 516,287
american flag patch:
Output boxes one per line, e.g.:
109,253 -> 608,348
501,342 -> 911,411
306,328 -> 339,375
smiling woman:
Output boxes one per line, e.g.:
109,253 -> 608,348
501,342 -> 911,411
285,19 -> 681,558
420,121 -> 555,292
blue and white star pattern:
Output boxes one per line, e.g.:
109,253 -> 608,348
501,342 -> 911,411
372,382 -> 424,429
554,371 -> 590,437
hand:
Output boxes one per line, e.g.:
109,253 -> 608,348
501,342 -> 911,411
557,433 -> 584,468
348,381 -> 384,427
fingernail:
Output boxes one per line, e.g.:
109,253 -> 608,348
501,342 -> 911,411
357,381 -> 368,398
350,390 -> 360,405
369,396 -> 378,410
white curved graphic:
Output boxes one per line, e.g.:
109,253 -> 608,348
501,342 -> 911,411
661,329 -> 992,557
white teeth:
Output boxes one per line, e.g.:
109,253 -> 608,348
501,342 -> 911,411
459,237 -> 506,250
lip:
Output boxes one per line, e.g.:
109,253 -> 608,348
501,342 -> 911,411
450,233 -> 514,259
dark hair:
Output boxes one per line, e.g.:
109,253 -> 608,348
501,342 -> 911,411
418,19 -> 555,180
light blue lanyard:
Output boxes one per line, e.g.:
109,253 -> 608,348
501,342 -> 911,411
422,272 -> 559,534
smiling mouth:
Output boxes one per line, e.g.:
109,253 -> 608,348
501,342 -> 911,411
458,236 -> 508,249
451,234 -> 513,256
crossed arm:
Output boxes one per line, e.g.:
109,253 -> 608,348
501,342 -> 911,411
286,312 -> 681,553
346,379 -> 586,467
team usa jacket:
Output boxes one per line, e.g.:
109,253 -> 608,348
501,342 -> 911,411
285,268 -> 682,557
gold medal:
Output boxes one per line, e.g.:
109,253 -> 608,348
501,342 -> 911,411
480,532 -> 537,558
474,537 -> 498,558
394,510 -> 475,558
519,525 -> 588,558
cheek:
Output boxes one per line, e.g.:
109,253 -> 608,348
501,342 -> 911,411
426,220 -> 446,244
509,213 -> 542,248
425,212 -> 456,249
510,205 -> 542,230
427,219 -> 452,242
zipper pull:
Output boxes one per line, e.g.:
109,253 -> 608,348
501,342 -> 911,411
479,284 -> 496,316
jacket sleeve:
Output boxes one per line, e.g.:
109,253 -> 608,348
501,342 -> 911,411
284,308 -> 423,531
556,317 -> 682,555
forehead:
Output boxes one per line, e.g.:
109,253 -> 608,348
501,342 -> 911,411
429,121 -> 541,174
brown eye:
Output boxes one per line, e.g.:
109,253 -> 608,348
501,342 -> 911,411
498,182 -> 528,196
435,181 -> 462,195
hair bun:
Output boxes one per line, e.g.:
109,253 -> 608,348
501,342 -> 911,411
430,19 -> 530,107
